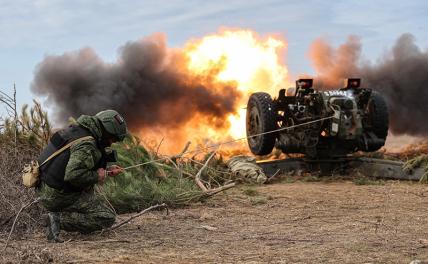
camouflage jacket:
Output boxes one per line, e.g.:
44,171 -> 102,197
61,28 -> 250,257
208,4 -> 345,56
37,115 -> 105,210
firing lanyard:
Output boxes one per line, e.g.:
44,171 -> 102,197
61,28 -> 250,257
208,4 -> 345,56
120,116 -> 334,171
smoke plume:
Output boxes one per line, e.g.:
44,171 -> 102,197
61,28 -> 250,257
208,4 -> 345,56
309,33 -> 428,136
31,33 -> 240,132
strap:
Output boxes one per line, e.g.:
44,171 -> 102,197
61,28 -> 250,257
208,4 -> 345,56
40,136 -> 94,167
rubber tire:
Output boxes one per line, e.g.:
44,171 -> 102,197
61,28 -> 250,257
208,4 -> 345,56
246,92 -> 277,155
366,91 -> 389,140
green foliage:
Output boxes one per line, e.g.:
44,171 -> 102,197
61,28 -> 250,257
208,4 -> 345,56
19,100 -> 52,148
103,135 -> 207,213
352,177 -> 385,185
103,170 -> 203,213
242,187 -> 259,197
0,100 -> 51,150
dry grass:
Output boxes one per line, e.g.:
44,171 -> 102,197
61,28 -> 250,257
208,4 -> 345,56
400,141 -> 428,160
0,140 -> 45,234
3,181 -> 428,263
0,101 -> 56,236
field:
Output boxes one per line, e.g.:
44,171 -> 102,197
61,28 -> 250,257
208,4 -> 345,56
2,180 -> 428,263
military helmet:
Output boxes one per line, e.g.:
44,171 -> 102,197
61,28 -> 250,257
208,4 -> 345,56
95,110 -> 128,141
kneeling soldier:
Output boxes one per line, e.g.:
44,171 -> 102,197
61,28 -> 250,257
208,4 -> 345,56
36,110 -> 128,242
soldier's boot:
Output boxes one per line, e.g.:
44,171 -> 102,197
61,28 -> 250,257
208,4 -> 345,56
45,212 -> 63,243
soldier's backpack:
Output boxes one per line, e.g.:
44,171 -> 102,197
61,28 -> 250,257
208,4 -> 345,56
22,135 -> 93,188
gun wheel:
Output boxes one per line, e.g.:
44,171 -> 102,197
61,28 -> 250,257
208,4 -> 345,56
246,92 -> 277,155
363,91 -> 389,151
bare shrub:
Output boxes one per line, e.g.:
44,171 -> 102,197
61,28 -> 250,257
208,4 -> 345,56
0,136 -> 44,233
0,101 -> 50,233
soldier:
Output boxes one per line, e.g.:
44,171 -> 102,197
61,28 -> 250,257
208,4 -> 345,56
35,110 -> 128,242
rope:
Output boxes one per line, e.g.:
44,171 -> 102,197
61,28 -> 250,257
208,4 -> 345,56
122,116 -> 333,171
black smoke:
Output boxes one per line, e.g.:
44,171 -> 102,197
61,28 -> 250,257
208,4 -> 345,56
31,33 -> 240,131
309,33 -> 428,136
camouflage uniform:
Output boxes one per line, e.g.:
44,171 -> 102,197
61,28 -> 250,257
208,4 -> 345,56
36,115 -> 115,233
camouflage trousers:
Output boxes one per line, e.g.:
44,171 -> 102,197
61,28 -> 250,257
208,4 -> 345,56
36,183 -> 116,234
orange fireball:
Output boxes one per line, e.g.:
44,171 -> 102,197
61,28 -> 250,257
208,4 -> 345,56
184,29 -> 290,139
141,29 -> 290,155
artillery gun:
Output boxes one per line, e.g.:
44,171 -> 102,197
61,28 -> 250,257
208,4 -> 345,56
246,78 -> 389,158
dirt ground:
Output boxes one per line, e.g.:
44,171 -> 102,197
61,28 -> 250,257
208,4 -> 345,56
2,180 -> 428,263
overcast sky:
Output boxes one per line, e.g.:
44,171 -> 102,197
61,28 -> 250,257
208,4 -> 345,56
0,0 -> 427,110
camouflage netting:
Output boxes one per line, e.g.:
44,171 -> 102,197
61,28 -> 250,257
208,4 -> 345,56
226,155 -> 267,184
